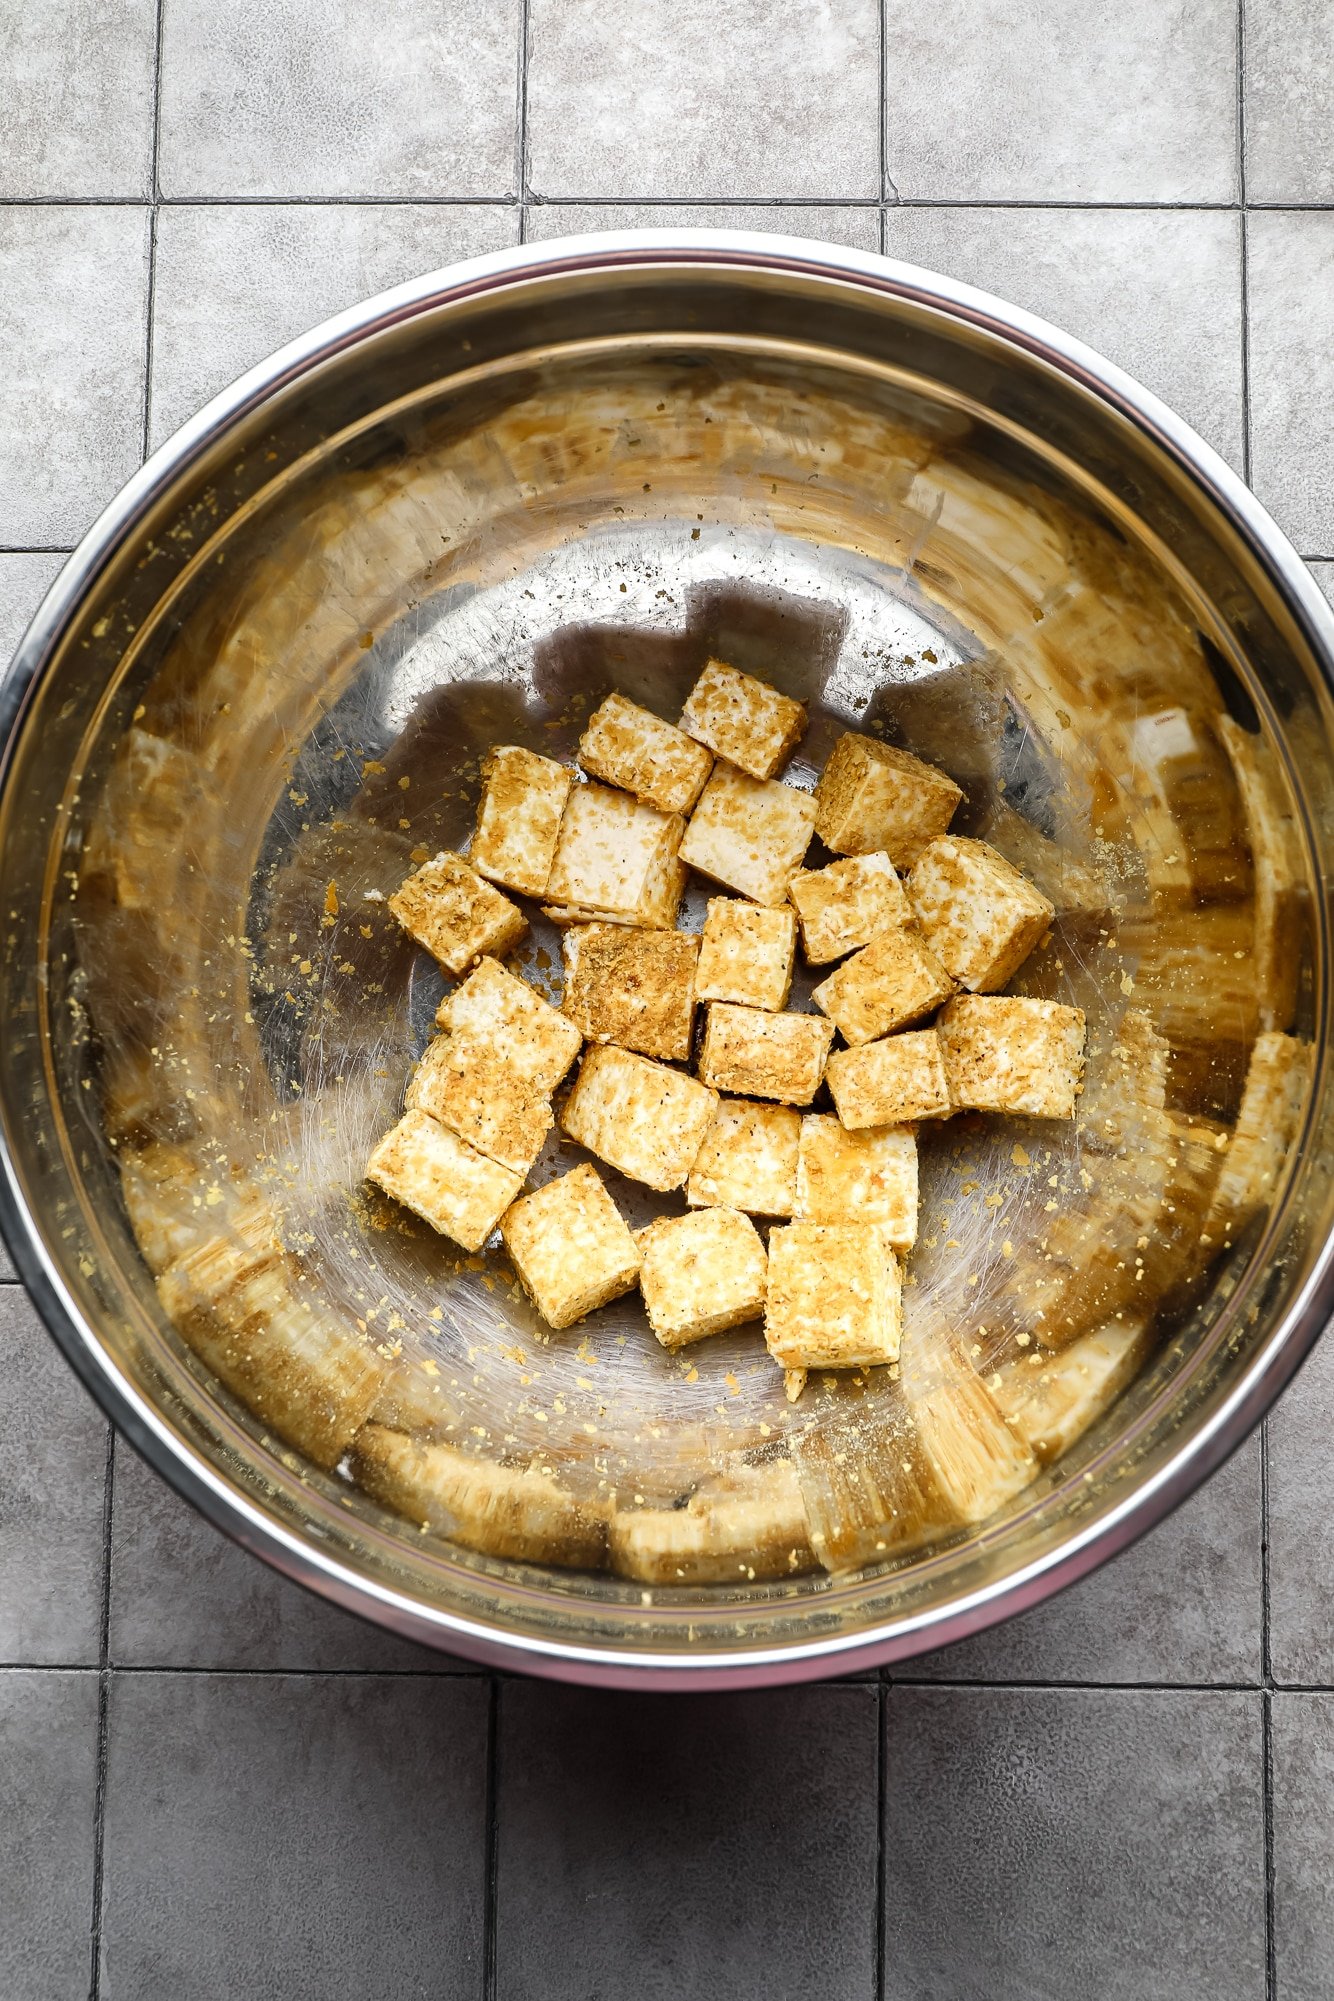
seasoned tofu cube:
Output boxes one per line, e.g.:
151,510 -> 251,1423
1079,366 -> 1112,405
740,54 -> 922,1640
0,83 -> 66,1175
544,782 -> 686,927
937,995 -> 1086,1118
435,957 -> 582,1094
788,851 -> 914,963
698,1002 -> 834,1106
560,1044 -> 718,1191
500,1163 -> 640,1330
561,924 -> 698,1062
366,1109 -> 522,1251
826,1031 -> 953,1129
811,925 -> 954,1045
815,732 -> 963,864
636,1207 -> 768,1348
406,1035 -> 553,1174
468,745 -> 572,897
388,851 -> 526,976
679,658 -> 806,779
907,835 -> 1054,991
695,897 -> 796,1011
578,690 -> 713,814
686,1098 -> 801,1216
795,1115 -> 918,1251
679,764 -> 816,906
765,1223 -> 903,1368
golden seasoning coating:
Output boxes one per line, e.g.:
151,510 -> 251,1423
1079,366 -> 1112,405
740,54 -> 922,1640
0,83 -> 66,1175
405,1035 -> 553,1174
788,851 -> 914,963
678,763 -> 817,906
544,782 -> 686,926
500,1162 -> 640,1330
578,690 -> 714,814
366,1109 -> 523,1251
608,1460 -> 813,1584
907,835 -> 1054,992
352,1425 -> 608,1569
679,657 -> 807,780
795,1115 -> 918,1251
468,745 -> 572,897
1206,1031 -> 1311,1244
765,1222 -> 903,1368
826,1030 -> 953,1129
695,897 -> 797,1011
560,1044 -> 719,1192
937,995 -> 1086,1119
435,956 -> 582,1094
811,925 -> 954,1045
636,1206 -> 768,1348
388,851 -> 527,976
697,1002 -> 834,1106
685,1098 -> 801,1216
561,924 -> 698,1062
991,1321 -> 1154,1465
814,732 -> 962,864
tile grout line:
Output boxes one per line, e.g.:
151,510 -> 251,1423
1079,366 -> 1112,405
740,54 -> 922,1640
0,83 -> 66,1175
140,0 -> 167,461
875,1678 -> 887,2000
1238,0 -> 1254,491
87,1431 -> 116,2001
483,1677 -> 500,2000
516,0 -> 532,242
0,192 -> 1285,212
878,0 -> 889,252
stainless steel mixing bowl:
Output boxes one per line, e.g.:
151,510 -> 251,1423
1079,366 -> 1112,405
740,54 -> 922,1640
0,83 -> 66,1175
3,232 -> 1334,1687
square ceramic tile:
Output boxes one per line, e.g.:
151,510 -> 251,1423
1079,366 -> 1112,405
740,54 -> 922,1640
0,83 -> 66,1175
525,203 -> 881,251
882,0 -> 1238,201
1268,1326 -> 1334,1683
0,1671 -> 99,2001
0,554 -> 65,671
1272,1693 -> 1334,2001
150,202 -> 519,444
0,206 -> 150,546
109,1438 -> 479,1671
0,0 -> 157,197
527,0 -> 880,201
158,0 -> 520,198
1248,211 -> 1334,556
0,1289 -> 107,1665
1310,562 -> 1334,610
1245,0 -> 1334,203
881,206 -> 1245,468
496,1683 -> 878,1999
910,1432 -> 1262,1684
100,1672 -> 490,1998
883,1688 -> 1265,2000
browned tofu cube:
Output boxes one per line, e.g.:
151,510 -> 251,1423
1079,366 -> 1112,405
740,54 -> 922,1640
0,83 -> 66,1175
907,835 -> 1054,991
468,745 -> 572,897
679,764 -> 817,906
795,1115 -> 918,1251
561,924 -> 698,1062
500,1163 -> 640,1330
695,897 -> 796,1011
388,851 -> 527,976
698,1002 -> 834,1106
435,956 -> 582,1094
937,995 -> 1086,1118
366,1109 -> 523,1251
406,1035 -> 553,1174
788,851 -> 915,963
636,1207 -> 768,1348
811,925 -> 954,1045
679,658 -> 806,779
765,1222 -> 903,1368
686,1098 -> 801,1217
577,690 -> 713,814
814,733 -> 963,864
560,1044 -> 718,1191
826,1031 -> 953,1129
544,781 -> 686,928
1206,1031 -> 1311,1243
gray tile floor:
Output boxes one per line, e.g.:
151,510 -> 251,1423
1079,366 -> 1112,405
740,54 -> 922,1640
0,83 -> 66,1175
2,2 -> 1333,1994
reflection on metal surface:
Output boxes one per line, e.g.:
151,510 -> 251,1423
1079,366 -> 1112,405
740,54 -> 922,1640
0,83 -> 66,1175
2,238 -> 1333,1683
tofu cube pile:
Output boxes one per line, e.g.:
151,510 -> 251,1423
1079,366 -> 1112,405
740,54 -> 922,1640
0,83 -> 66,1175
368,661 -> 1085,1395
